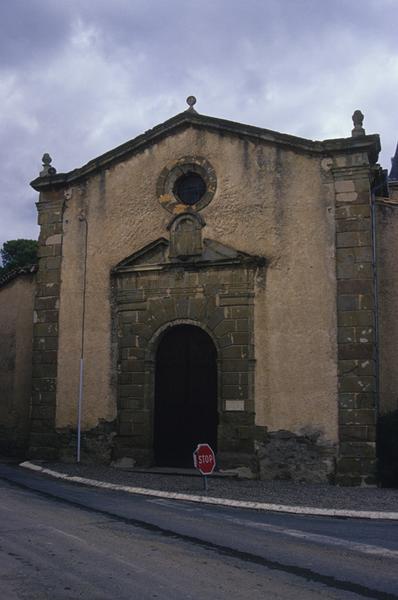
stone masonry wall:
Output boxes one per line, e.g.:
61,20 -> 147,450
377,183 -> 398,416
29,191 -> 64,459
333,163 -> 377,485
256,429 -> 336,483
0,274 -> 36,455
113,264 -> 258,469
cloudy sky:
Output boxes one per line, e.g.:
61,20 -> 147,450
1,0 -> 397,250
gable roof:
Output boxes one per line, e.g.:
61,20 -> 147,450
31,108 -> 381,192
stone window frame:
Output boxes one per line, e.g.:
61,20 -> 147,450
156,156 -> 217,214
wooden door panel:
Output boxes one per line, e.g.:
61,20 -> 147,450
154,325 -> 217,467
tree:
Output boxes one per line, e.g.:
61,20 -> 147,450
0,239 -> 38,276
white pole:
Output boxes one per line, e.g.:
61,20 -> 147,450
77,212 -> 88,463
77,357 -> 84,463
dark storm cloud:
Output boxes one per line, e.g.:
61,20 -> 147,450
0,1 -> 71,67
0,0 -> 397,248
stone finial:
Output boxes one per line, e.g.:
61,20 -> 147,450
40,153 -> 57,176
186,95 -> 197,112
352,110 -> 365,137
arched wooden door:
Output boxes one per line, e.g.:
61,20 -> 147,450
154,325 -> 218,467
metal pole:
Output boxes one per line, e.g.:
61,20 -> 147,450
371,189 -> 380,413
369,172 -> 388,417
77,213 -> 88,463
77,357 -> 84,462
203,475 -> 208,493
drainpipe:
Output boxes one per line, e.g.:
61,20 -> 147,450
77,211 -> 88,463
370,189 -> 379,414
370,170 -> 389,415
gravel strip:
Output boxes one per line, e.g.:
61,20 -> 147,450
32,462 -> 398,512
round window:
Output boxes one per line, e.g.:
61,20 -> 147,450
157,157 -> 216,214
173,172 -> 206,206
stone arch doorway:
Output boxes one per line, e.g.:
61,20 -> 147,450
154,324 -> 218,467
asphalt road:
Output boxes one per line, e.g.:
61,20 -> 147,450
0,464 -> 397,599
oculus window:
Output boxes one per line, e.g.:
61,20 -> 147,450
173,172 -> 206,206
157,156 -> 217,214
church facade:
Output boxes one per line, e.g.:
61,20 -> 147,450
2,100 -> 397,485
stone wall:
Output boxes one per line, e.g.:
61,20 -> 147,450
0,272 -> 35,455
29,190 -> 64,459
377,182 -> 398,416
56,419 -> 117,464
113,260 -> 259,468
256,428 -> 336,483
332,161 -> 377,485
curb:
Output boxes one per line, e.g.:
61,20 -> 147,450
20,461 -> 398,521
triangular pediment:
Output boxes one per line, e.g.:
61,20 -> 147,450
112,237 -> 265,274
201,239 -> 253,262
113,238 -> 169,272
31,109 -> 380,192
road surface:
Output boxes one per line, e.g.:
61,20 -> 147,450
0,464 -> 397,599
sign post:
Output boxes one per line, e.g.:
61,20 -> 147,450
193,443 -> 216,492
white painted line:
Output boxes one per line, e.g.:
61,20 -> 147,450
226,517 -> 398,559
19,461 -> 398,521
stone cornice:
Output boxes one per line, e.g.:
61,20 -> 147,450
330,165 -> 373,181
36,197 -> 65,212
31,111 -> 381,192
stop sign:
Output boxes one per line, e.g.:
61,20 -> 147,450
193,443 -> 216,475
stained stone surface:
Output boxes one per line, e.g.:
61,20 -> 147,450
256,429 -> 336,484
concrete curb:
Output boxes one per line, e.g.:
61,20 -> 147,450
20,461 -> 398,521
